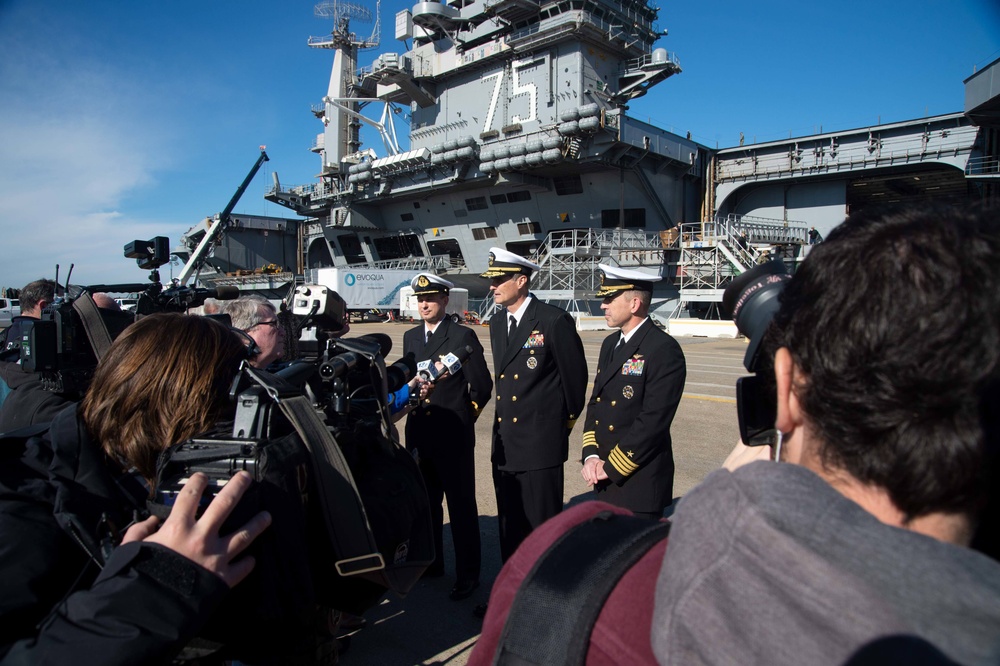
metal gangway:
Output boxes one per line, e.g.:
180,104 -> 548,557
671,215 -> 808,317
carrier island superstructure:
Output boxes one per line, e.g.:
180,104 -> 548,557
264,0 -> 707,306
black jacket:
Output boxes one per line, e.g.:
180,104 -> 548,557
0,362 -> 73,432
582,319 -> 686,512
489,297 -> 588,471
0,405 -> 229,664
402,317 -> 493,454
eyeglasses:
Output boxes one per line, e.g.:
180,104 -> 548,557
252,319 -> 279,329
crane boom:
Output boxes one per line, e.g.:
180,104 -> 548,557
177,149 -> 270,286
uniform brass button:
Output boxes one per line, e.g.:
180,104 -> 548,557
500,374 -> 505,379
497,395 -> 501,400
596,397 -> 601,403
595,420 -> 599,426
512,396 -> 517,401
513,417 -> 518,423
498,417 -> 502,422
514,374 -> 519,379
608,425 -> 615,432
611,400 -> 617,407
530,350 -> 535,355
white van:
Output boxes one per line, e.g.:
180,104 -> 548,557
115,298 -> 139,312
0,298 -> 20,329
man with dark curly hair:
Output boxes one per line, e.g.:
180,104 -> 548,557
653,206 -> 1000,665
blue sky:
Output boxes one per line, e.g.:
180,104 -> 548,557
1,0 -> 998,290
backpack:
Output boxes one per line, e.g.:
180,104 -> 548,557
491,507 -> 670,666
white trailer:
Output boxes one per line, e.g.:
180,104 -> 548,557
309,268 -> 414,315
399,286 -> 469,323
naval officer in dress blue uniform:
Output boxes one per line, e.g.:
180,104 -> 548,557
581,265 -> 686,519
481,248 -> 588,562
402,273 -> 493,601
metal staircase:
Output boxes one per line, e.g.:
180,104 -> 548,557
672,214 -> 808,317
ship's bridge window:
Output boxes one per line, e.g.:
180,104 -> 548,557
553,175 -> 584,195
601,208 -> 646,229
428,239 -> 464,265
507,190 -> 532,203
506,241 -> 540,257
490,194 -> 508,205
473,227 -> 498,240
373,234 -> 423,260
465,196 -> 489,211
518,221 -> 542,235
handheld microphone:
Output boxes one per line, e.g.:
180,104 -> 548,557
417,345 -> 473,383
440,345 -> 473,376
416,359 -> 441,382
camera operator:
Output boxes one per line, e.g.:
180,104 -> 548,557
0,314 -> 272,663
223,295 -> 286,369
0,279 -> 57,409
650,206 -> 1000,664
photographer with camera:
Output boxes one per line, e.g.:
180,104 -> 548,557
0,314 -> 272,663
472,206 -> 1000,665
0,279 -> 57,409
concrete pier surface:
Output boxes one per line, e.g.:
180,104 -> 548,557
333,322 -> 747,665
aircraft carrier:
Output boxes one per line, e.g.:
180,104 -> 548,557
173,0 -> 1000,320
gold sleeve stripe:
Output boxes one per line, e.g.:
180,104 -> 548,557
582,431 -> 597,448
608,446 -> 639,476
566,418 -> 578,430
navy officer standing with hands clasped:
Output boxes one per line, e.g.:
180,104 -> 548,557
581,265 -> 686,519
402,273 -> 492,602
481,248 -> 588,563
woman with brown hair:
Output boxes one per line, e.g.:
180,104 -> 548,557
0,313 -> 271,663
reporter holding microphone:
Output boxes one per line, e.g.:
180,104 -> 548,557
402,273 -> 493,601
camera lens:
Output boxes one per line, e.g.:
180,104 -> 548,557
722,260 -> 790,372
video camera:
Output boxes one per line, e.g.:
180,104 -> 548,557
722,260 -> 792,447
15,239 -> 241,395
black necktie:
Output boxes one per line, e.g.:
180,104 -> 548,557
508,315 -> 517,342
426,330 -> 433,344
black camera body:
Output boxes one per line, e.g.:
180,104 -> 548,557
19,295 -> 134,395
722,260 -> 792,447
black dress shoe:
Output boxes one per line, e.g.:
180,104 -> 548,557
473,602 -> 488,619
449,579 -> 480,601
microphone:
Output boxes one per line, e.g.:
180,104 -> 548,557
209,285 -> 240,300
416,359 -> 441,383
441,345 -> 473,375
417,345 -> 473,383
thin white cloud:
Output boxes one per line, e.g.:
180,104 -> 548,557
0,16 -> 184,291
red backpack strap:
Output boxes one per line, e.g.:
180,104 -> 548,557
494,510 -> 670,666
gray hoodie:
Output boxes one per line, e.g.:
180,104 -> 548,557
653,462 -> 1000,665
